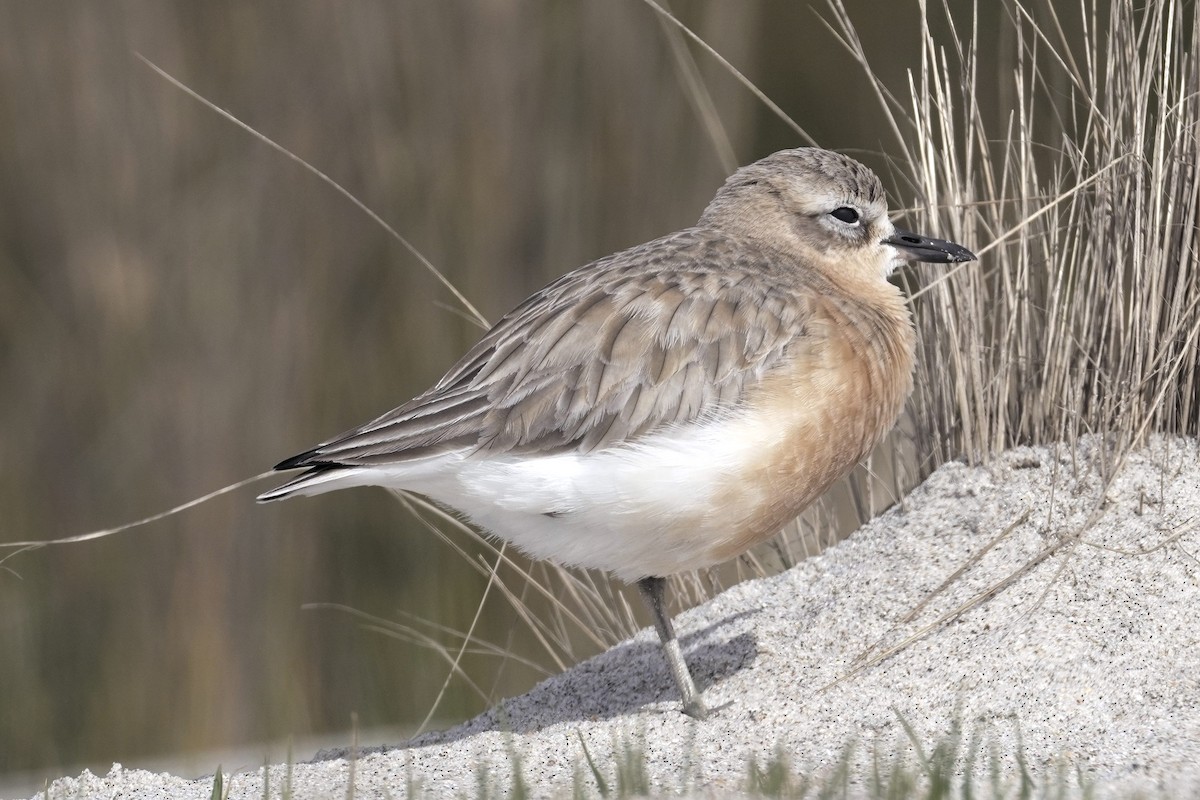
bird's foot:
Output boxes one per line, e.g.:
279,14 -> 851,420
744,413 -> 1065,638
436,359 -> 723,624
682,696 -> 709,720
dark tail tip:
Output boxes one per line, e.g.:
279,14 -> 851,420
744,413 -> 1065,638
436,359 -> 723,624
274,450 -> 319,471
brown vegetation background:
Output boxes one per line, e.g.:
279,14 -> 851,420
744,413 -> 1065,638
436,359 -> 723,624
0,0 -> 1047,780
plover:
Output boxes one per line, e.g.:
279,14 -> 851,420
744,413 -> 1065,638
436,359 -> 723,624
258,147 -> 975,719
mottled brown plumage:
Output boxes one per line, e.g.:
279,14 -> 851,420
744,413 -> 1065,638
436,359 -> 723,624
290,234 -> 823,460
259,147 -> 975,719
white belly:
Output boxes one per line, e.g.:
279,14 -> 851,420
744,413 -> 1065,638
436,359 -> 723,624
325,410 -> 784,581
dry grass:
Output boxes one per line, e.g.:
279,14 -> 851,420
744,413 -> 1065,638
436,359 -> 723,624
874,0 -> 1200,480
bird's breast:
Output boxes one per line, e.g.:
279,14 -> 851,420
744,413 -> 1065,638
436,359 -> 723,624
703,289 -> 915,563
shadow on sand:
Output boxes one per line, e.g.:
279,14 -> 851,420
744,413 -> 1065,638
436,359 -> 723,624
313,609 -> 760,761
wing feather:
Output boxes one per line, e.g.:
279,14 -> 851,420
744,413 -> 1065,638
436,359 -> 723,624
282,228 -> 818,468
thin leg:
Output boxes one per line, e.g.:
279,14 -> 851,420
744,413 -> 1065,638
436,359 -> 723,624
636,576 -> 708,720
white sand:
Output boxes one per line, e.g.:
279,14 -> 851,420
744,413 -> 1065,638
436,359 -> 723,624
33,438 -> 1200,798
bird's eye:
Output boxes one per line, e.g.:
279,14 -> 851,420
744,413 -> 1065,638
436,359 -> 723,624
830,207 -> 860,224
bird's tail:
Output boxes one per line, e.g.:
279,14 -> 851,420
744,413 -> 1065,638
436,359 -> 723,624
255,466 -> 372,502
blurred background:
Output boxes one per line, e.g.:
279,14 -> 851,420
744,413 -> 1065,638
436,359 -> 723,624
0,0 -> 1041,788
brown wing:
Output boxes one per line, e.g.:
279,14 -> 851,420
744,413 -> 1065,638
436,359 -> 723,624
278,228 -> 814,468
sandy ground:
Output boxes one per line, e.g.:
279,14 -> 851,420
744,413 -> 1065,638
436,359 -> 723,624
29,437 -> 1200,798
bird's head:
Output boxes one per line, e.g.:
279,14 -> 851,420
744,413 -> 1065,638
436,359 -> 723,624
699,148 -> 975,284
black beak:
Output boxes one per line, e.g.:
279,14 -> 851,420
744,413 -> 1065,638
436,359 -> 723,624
884,228 -> 976,264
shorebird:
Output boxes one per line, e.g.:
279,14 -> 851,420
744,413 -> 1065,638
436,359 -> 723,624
258,148 -> 975,719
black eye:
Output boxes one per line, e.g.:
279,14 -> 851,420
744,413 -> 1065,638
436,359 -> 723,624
830,206 -> 860,224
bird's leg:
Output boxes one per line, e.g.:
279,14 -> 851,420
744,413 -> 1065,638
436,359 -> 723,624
636,576 -> 708,720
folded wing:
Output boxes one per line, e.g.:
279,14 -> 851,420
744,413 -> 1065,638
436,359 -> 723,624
275,229 -> 814,470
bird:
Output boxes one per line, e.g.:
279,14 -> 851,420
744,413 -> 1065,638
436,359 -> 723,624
257,147 -> 975,720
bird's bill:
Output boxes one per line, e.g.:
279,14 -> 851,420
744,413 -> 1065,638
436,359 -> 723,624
884,229 -> 976,264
